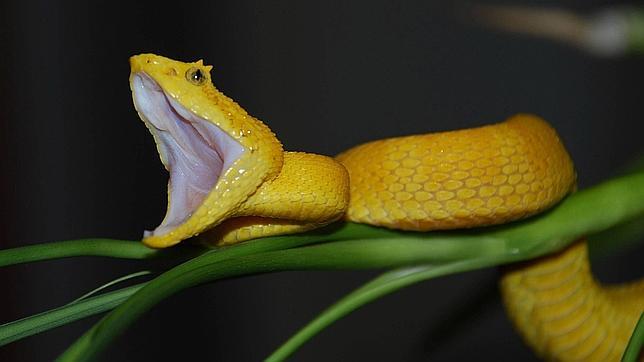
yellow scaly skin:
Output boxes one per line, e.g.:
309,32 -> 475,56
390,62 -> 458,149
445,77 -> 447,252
130,55 -> 347,248
502,241 -> 644,361
206,151 -> 350,245
336,114 -> 576,230
130,54 -> 643,361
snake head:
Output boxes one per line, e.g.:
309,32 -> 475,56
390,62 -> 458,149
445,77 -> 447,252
129,54 -> 283,248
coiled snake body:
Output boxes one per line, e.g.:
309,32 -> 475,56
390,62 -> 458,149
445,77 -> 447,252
129,54 -> 644,360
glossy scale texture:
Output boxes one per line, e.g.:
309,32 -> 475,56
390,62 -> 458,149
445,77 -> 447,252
207,152 -> 350,245
336,114 -> 576,231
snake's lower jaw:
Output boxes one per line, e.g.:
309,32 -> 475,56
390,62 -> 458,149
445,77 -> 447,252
131,72 -> 245,244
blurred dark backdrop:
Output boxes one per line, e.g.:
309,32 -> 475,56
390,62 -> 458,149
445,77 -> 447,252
1,1 -> 643,361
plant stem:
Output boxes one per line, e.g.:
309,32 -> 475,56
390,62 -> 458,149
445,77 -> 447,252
68,271 -> 152,305
622,313 -> 644,362
0,221 -> 405,269
57,171 -> 644,361
266,260 -> 499,362
0,284 -> 144,346
0,239 -> 158,267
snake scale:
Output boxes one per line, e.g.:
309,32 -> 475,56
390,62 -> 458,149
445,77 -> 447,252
129,54 -> 644,361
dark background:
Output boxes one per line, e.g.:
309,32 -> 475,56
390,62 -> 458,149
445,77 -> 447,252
1,1 -> 643,361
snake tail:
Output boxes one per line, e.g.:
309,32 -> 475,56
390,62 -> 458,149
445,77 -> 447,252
501,240 -> 644,361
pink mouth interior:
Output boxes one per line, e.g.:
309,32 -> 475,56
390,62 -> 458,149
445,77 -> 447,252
131,73 -> 244,237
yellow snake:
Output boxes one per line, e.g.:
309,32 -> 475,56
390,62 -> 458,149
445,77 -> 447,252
129,54 -> 644,361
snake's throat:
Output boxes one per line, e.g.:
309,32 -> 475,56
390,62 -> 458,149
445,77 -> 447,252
131,72 -> 244,238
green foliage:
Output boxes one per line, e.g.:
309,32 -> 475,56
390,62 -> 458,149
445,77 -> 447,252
0,284 -> 143,347
622,313 -> 644,362
0,171 -> 641,360
0,239 -> 170,267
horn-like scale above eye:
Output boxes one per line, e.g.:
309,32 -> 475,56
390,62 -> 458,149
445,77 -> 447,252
186,67 -> 206,85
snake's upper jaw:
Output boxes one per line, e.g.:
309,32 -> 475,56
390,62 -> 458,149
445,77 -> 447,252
131,72 -> 244,240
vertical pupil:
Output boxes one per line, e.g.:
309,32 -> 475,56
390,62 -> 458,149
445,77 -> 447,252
193,70 -> 202,81
185,67 -> 205,84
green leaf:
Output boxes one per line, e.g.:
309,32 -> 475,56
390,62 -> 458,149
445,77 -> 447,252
266,260 -> 499,361
587,152 -> 644,258
0,226 -> 360,349
0,270 -> 152,346
58,172 -> 644,361
0,284 -> 144,347
588,214 -> 644,259
622,313 -> 644,362
0,239 -> 164,267
68,271 -> 152,305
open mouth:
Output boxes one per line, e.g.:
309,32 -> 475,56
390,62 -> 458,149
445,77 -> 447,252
131,73 -> 245,238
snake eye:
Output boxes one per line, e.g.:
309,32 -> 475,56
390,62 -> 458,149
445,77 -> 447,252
186,67 -> 206,85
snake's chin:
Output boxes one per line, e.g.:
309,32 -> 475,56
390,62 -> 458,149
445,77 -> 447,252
131,72 -> 244,238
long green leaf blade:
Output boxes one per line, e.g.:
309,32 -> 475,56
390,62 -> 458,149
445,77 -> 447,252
0,239 -> 159,267
58,171 -> 644,361
0,284 -> 144,346
622,312 -> 644,362
68,271 -> 152,305
266,259 -> 499,361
